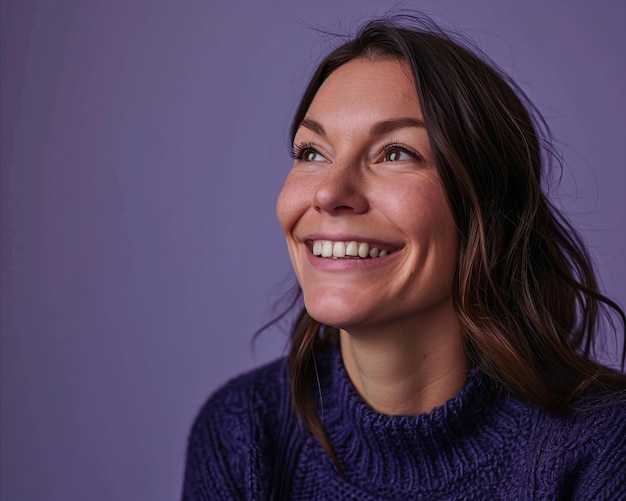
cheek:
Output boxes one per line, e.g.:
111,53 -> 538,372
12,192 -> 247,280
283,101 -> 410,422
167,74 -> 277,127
398,183 -> 458,266
391,181 -> 453,232
276,172 -> 315,237
276,177 -> 308,284
276,177 -> 299,233
426,198 -> 459,281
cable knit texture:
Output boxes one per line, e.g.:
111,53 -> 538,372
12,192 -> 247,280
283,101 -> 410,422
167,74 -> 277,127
183,348 -> 626,500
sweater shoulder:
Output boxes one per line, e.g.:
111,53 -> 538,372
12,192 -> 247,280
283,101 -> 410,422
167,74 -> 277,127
189,357 -> 291,450
202,356 -> 290,416
183,357 -> 291,499
530,391 -> 626,499
547,391 -> 626,442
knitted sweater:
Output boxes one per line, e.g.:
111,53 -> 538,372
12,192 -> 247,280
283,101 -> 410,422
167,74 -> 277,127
183,348 -> 626,500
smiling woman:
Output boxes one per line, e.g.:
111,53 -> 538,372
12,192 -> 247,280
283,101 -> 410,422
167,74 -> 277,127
183,15 -> 626,500
279,59 -> 459,338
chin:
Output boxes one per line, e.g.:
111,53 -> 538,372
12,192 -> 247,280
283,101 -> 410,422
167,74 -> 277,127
303,291 -> 371,329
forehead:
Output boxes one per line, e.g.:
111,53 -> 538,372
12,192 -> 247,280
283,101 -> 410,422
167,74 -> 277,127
306,58 -> 422,121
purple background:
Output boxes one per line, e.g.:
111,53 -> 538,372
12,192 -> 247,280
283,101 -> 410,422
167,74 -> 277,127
1,0 -> 624,499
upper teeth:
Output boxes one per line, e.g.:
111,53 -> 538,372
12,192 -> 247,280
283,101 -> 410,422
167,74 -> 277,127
312,240 -> 389,259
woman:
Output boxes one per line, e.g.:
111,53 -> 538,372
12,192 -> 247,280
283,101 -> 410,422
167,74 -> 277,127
183,15 -> 626,500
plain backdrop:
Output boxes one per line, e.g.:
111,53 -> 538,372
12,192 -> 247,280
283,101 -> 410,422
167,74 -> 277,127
1,0 -> 625,499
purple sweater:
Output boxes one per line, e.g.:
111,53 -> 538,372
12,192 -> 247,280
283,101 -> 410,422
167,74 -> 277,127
183,348 -> 626,500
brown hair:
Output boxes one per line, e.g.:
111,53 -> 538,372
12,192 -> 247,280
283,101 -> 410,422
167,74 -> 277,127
280,15 -> 626,467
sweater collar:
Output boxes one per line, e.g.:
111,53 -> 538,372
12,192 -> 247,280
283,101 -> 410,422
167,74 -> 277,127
316,347 -> 522,494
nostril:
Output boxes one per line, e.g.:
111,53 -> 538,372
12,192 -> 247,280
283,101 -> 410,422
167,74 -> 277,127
312,182 -> 369,214
314,203 -> 357,213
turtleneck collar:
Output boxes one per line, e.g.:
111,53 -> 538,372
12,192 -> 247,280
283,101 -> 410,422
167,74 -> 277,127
314,347 -> 528,495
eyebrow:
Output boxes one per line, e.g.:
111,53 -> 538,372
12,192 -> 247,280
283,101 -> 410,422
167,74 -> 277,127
297,117 -> 426,138
371,117 -> 426,136
298,118 -> 326,136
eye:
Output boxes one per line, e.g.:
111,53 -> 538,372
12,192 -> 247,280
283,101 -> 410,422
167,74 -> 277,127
292,143 -> 327,162
383,148 -> 410,162
379,144 -> 421,162
303,149 -> 326,162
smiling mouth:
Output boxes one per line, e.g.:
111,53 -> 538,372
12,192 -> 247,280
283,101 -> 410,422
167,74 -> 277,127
311,240 -> 397,259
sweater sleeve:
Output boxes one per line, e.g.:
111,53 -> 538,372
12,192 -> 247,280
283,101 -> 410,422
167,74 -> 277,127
182,379 -> 255,501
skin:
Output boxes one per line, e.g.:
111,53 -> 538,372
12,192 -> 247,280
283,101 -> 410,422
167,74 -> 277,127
276,58 -> 467,416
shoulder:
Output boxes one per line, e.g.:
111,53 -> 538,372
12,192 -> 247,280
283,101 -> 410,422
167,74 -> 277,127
189,356 -> 291,446
198,357 -> 290,420
183,357 -> 292,499
546,391 -> 626,450
531,391 -> 626,499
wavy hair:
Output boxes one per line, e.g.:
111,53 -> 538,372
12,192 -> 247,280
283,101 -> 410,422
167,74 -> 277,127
274,15 -> 626,467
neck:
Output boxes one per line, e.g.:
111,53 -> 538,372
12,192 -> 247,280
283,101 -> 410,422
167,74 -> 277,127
339,305 -> 467,416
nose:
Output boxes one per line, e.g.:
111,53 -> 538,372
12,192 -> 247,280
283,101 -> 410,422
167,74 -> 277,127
313,162 -> 369,215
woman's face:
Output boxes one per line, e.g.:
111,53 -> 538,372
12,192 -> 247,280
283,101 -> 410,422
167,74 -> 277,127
276,58 -> 459,332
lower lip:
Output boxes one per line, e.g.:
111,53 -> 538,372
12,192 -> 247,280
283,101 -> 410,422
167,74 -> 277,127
305,247 -> 399,270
